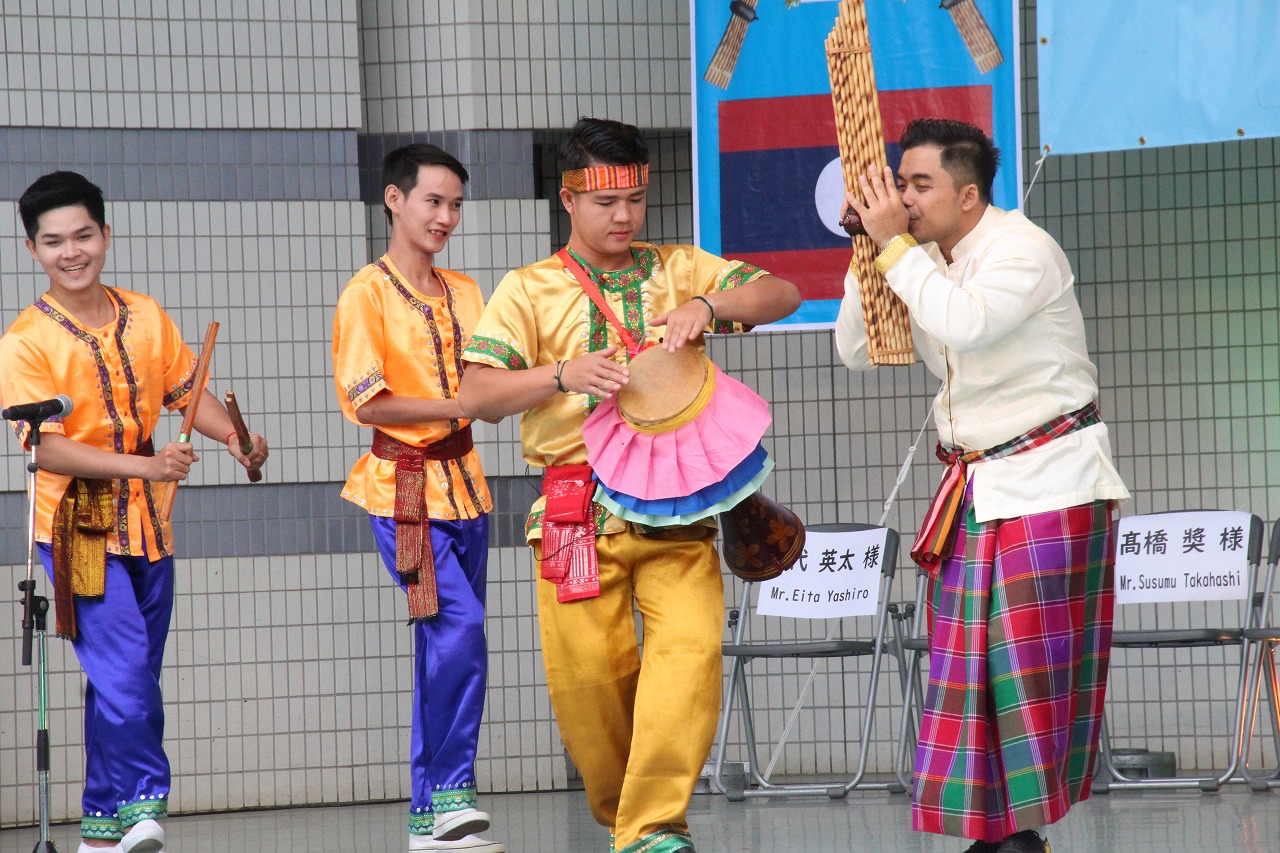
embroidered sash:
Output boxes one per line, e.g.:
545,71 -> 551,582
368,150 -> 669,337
540,464 -> 601,603
50,438 -> 155,639
910,401 -> 1102,574
371,426 -> 474,619
51,478 -> 112,639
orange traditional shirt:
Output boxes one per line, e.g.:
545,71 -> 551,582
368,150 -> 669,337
333,255 -> 491,520
0,286 -> 197,557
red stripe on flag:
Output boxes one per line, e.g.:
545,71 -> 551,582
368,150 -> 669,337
718,95 -> 836,152
724,248 -> 853,302
718,87 -> 993,152
880,87 -> 993,140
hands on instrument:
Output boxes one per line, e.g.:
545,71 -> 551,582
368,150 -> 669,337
558,345 -> 630,398
150,441 -> 198,482
223,389 -> 267,480
227,432 -> 268,473
649,297 -> 714,352
843,165 -> 910,249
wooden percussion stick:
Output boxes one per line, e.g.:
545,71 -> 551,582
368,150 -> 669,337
157,321 -> 219,520
224,390 -> 263,483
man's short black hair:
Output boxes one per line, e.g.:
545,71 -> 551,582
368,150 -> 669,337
899,118 -> 1000,204
559,117 -> 650,171
18,171 -> 107,241
381,143 -> 469,226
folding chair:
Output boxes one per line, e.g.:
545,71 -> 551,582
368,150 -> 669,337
1094,510 -> 1264,792
710,522 -> 902,799
888,567 -> 929,792
1240,517 -> 1280,790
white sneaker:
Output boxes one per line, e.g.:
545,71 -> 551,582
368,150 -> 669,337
119,820 -> 164,853
409,835 -> 506,852
432,808 -> 491,841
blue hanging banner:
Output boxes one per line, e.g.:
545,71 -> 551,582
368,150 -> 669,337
691,0 -> 1022,327
1037,0 -> 1280,155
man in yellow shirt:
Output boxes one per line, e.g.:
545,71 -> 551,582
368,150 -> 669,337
0,171 -> 268,853
460,118 -> 800,853
332,144 -> 501,853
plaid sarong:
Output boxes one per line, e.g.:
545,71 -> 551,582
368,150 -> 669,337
912,485 -> 1115,842
911,401 -> 1102,574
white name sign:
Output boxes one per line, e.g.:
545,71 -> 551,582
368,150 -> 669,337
756,528 -> 887,619
1114,511 -> 1252,604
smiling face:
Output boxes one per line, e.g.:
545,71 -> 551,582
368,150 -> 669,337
25,204 -> 112,300
896,143 -> 981,257
386,164 -> 464,258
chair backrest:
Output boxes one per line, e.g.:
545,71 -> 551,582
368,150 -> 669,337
1114,510 -> 1264,606
1255,517 -> 1280,627
753,523 -> 899,620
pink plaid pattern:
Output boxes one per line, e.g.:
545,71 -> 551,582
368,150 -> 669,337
912,484 -> 1115,842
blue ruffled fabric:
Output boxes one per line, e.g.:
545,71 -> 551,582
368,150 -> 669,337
593,444 -> 774,525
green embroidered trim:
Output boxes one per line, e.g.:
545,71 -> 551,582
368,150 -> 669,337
568,246 -> 653,408
119,796 -> 167,827
81,814 -> 123,840
526,503 -> 609,539
588,302 -> 610,351
711,261 -> 765,334
616,828 -> 694,853
431,783 -> 478,813
620,280 -> 645,344
716,260 -> 763,293
566,245 -> 656,294
408,807 -> 433,834
463,335 -> 528,371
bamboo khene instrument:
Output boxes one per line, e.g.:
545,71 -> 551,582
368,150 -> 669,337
825,1 -> 914,365
941,0 -> 1004,74
157,321 -> 219,520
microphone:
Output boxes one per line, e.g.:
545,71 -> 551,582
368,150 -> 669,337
2,395 -> 74,421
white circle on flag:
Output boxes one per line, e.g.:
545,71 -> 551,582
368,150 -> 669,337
815,157 -> 849,238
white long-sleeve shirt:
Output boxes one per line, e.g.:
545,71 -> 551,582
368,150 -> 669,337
835,205 -> 1129,522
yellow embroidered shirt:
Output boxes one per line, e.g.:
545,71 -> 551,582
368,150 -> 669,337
462,242 -> 766,540
0,287 -> 198,557
333,255 -> 491,520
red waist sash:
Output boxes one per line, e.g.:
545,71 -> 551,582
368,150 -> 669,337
372,426 -> 474,619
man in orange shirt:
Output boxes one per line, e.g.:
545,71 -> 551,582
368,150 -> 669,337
0,171 -> 268,853
333,144 -> 501,853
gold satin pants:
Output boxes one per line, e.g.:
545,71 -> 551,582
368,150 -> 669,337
535,525 -> 723,851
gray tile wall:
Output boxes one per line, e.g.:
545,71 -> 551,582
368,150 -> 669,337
2,0 -> 1278,831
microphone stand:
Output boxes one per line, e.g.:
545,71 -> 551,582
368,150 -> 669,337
18,418 -> 59,853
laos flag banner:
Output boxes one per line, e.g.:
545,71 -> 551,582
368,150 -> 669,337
691,0 -> 1022,327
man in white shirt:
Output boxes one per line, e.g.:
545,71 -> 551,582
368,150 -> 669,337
836,119 -> 1129,853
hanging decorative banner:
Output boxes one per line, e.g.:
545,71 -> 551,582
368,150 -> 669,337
692,0 -> 1022,328
1037,1 -> 1280,155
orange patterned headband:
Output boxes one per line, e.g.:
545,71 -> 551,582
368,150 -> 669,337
561,164 -> 649,193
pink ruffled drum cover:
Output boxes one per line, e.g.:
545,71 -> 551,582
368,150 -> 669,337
583,345 -> 772,501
